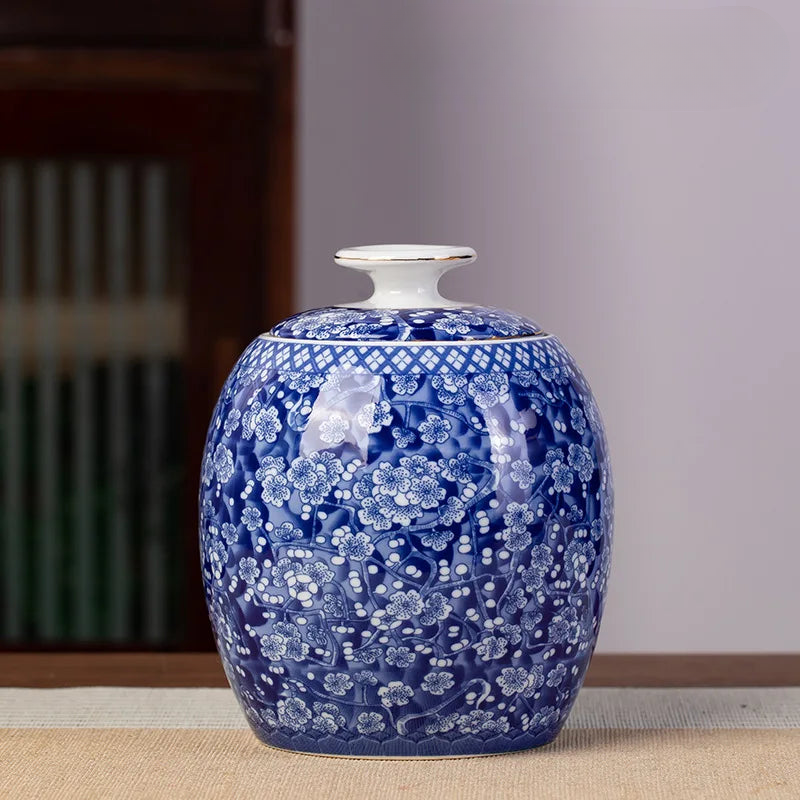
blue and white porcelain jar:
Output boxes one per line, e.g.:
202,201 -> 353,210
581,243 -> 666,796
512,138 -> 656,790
199,245 -> 613,757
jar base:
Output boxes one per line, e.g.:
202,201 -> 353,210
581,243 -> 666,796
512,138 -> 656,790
252,727 -> 562,760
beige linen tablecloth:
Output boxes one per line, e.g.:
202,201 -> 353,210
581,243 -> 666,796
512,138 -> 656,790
2,687 -> 798,799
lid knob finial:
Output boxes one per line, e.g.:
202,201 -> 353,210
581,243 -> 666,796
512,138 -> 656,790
334,244 -> 476,309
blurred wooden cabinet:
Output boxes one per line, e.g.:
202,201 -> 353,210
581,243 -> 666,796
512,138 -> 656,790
0,1 -> 294,649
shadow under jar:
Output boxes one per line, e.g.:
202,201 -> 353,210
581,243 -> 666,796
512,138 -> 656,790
199,245 -> 614,757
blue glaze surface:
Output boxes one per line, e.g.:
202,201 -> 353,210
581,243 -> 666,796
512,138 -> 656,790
200,335 -> 613,757
269,306 -> 543,342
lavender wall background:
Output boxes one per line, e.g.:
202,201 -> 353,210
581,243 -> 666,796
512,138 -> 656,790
296,1 -> 800,652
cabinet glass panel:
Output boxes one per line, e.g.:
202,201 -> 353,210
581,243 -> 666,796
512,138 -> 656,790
0,160 -> 187,645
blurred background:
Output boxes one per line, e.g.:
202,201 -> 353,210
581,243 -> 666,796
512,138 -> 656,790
0,0 -> 293,650
1,0 -> 798,654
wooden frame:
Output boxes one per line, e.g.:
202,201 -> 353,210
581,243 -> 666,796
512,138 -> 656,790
0,1 -> 270,47
1,653 -> 797,688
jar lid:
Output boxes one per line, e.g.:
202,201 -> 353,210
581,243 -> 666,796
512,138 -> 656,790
268,245 -> 544,342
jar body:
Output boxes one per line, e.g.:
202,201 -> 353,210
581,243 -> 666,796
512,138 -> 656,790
199,335 -> 613,757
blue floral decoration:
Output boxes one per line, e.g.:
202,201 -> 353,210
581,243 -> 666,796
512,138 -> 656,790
270,306 -> 543,342
200,334 -> 613,757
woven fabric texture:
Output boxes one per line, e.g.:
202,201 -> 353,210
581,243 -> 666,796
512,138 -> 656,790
2,687 -> 799,730
3,688 -> 799,799
2,728 -> 799,800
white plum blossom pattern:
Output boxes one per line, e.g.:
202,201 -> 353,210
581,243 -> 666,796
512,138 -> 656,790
430,375 -> 468,406
356,401 -> 393,433
543,448 -> 574,493
421,671 -> 455,695
260,623 -> 309,663
319,413 -> 349,444
385,646 -> 416,668
335,528 -> 374,561
438,496 -> 466,526
496,667 -> 534,697
391,374 -> 420,395
287,452 -> 343,504
272,521 -> 303,542
312,702 -> 346,733
240,507 -> 262,531
354,456 -> 446,532
418,414 -> 451,444
385,590 -> 424,621
280,371 -> 325,394
356,711 -> 386,735
473,635 -> 509,662
277,696 -> 311,731
546,663 -> 567,687
242,401 -> 282,443
565,540 -> 596,584
378,681 -> 414,708
457,710 -> 510,735
200,331 -> 613,756
238,557 -> 260,585
256,456 -> 291,507
323,672 -> 354,696
420,529 -> 453,552
501,502 -> 535,552
220,523 -> 238,545
467,374 -> 509,409
509,459 -> 535,490
568,443 -> 594,482
223,408 -> 241,436
271,305 -> 542,342
391,426 -> 417,448
570,407 -> 586,434
212,444 -> 234,484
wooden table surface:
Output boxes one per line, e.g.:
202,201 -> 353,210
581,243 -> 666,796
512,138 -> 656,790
0,652 -> 797,688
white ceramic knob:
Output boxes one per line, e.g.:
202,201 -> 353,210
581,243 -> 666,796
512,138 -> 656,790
334,244 -> 477,309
